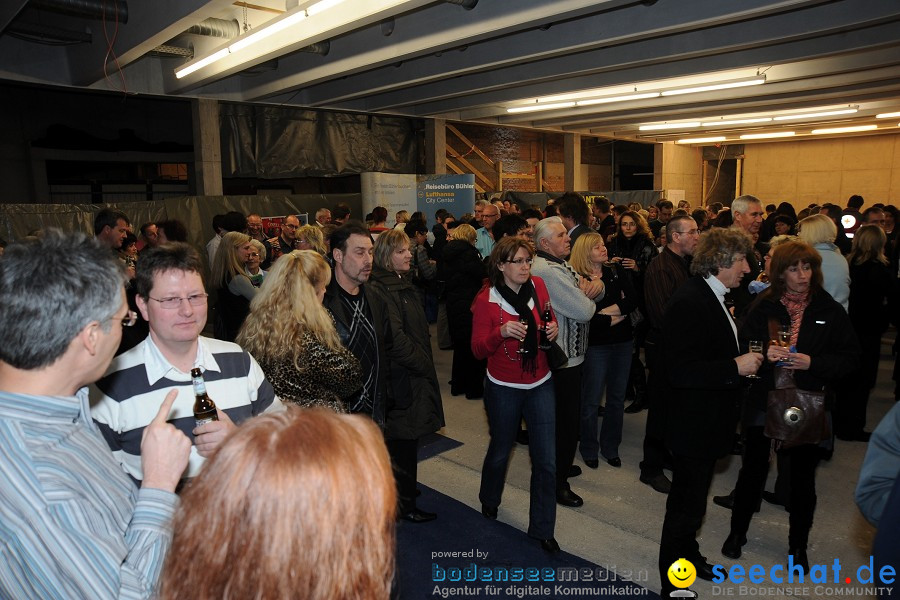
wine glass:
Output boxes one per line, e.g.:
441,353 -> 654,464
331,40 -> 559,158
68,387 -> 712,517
517,316 -> 529,354
777,326 -> 791,348
746,340 -> 763,379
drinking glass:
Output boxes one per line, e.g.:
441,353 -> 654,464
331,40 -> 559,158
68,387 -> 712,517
746,340 -> 763,379
517,317 -> 529,354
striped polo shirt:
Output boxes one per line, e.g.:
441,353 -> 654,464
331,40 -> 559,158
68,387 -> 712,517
89,335 -> 280,482
0,389 -> 177,599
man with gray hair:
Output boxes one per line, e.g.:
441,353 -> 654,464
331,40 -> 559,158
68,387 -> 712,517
531,216 -> 603,509
728,194 -> 766,319
315,208 -> 332,227
657,227 -> 763,599
0,231 -> 191,599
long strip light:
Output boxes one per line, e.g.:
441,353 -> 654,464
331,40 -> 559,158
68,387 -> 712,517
506,102 -> 576,114
740,132 -> 795,139
701,117 -> 772,127
773,108 -> 857,121
638,122 -> 701,131
660,76 -> 765,97
676,136 -> 726,144
875,112 -> 900,119
176,0 -> 418,80
576,92 -> 661,107
811,125 -> 877,134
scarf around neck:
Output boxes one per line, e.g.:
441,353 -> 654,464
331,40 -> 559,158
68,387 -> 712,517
780,290 -> 810,347
496,279 -> 539,376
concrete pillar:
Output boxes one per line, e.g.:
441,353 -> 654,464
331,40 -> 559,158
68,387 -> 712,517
425,118 -> 446,174
191,98 -> 223,196
564,133 -> 581,191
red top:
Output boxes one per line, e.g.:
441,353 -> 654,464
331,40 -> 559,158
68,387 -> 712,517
470,276 -> 556,387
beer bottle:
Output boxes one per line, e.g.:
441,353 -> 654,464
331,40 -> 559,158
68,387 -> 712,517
539,301 -> 553,351
191,367 -> 219,426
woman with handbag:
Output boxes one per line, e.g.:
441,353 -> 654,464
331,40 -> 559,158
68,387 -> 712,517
722,240 -> 858,573
471,236 -> 561,553
569,231 -> 638,470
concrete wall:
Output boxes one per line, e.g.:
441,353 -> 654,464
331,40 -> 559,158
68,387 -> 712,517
654,143 -> 703,206
741,133 -> 900,208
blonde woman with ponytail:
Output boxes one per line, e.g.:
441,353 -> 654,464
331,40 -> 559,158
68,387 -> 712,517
237,250 -> 362,411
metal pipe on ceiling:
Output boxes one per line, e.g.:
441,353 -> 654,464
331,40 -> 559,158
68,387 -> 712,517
187,18 -> 240,39
29,0 -> 128,23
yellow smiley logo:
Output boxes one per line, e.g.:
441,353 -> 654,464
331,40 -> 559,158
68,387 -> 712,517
667,558 -> 697,588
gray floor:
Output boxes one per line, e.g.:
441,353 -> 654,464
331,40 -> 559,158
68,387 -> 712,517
420,326 -> 896,598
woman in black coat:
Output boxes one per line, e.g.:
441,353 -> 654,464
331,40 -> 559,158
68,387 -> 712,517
439,224 -> 487,399
607,210 -> 657,412
723,241 -> 858,573
370,229 -> 445,523
839,224 -> 893,441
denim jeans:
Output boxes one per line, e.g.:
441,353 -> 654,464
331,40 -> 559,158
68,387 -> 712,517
479,377 -> 557,539
580,340 -> 633,461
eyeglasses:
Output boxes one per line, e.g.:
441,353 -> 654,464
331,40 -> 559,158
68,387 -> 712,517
505,258 -> 533,265
673,229 -> 700,236
147,293 -> 209,309
248,252 -> 260,258
106,310 -> 137,327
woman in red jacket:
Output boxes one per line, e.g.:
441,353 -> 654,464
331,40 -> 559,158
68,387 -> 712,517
471,236 -> 560,553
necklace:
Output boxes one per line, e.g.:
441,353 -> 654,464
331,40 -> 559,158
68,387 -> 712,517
498,308 -> 522,362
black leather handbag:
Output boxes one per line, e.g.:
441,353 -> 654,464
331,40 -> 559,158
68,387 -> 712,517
764,366 -> 829,449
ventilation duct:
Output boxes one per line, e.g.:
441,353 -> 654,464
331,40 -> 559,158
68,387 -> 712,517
29,0 -> 128,23
187,18 -> 240,39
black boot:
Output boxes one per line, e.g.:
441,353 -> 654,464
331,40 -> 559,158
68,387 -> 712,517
721,532 -> 748,559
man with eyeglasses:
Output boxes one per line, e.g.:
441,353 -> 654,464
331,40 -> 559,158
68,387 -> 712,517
475,204 -> 500,258
0,230 -> 191,599
91,243 -> 281,484
262,214 -> 300,270
639,215 -> 700,495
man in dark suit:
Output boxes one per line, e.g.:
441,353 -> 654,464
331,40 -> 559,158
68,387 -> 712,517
555,192 -> 592,247
657,227 -> 763,599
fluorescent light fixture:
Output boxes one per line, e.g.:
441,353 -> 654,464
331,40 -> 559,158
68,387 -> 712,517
507,102 -> 576,114
740,132 -> 795,139
676,136 -> 726,144
176,0 -> 419,81
875,112 -> 900,119
702,117 -> 772,127
576,92 -> 660,106
638,122 -> 701,131
660,76 -> 765,97
175,48 -> 230,79
811,125 -> 877,134
773,108 -> 857,121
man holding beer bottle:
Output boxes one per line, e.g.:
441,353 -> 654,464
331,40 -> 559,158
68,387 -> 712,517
90,242 -> 282,484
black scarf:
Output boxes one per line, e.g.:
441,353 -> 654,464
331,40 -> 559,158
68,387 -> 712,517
496,279 -> 539,376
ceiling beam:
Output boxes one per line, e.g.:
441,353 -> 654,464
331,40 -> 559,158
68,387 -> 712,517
67,0 -> 234,86
0,1 -> 29,34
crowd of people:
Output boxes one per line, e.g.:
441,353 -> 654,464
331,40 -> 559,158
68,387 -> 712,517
0,192 -> 898,599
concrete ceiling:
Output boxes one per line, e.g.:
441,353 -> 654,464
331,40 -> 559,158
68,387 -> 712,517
2,0 -> 900,146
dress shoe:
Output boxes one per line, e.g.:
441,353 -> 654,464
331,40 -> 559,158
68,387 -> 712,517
694,558 -> 716,581
585,458 -> 600,469
515,429 -> 529,445
568,465 -> 582,478
481,504 -> 498,520
606,457 -> 622,468
640,473 -> 672,494
721,532 -> 748,559
761,491 -> 783,507
556,488 -> 584,507
624,399 -> 647,413
465,391 -> 483,400
401,508 -> 437,523
788,548 -> 809,575
539,538 -> 560,554
450,387 -> 464,397
713,492 -> 735,510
